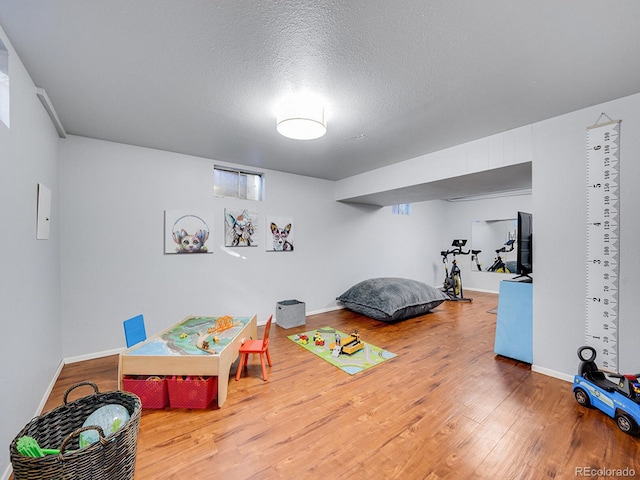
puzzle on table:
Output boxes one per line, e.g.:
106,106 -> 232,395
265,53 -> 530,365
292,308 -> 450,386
128,316 -> 250,356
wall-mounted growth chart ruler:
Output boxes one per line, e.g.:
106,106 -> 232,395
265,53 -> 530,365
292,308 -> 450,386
586,117 -> 621,373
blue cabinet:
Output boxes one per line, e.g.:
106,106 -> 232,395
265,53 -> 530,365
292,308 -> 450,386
494,280 -> 532,363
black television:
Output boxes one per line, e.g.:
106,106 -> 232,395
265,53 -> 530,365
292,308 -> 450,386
515,211 -> 533,281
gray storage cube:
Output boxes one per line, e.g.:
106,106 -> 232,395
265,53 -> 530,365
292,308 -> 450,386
276,299 -> 306,329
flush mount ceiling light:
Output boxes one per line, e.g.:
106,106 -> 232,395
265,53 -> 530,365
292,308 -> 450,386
276,95 -> 326,140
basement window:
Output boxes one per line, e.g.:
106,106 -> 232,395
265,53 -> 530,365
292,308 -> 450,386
0,39 -> 9,128
214,166 -> 264,201
392,203 -> 411,215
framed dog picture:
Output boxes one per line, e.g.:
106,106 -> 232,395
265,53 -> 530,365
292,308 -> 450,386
266,216 -> 294,252
164,210 -> 213,254
224,208 -> 258,247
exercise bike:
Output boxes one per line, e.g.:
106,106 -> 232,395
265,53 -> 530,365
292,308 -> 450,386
471,249 -> 483,272
487,239 -> 515,273
441,239 -> 473,302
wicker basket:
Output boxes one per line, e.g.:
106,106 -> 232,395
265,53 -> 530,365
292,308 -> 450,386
9,381 -> 141,480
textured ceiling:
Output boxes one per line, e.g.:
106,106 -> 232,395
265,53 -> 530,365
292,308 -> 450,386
1,1 -> 639,182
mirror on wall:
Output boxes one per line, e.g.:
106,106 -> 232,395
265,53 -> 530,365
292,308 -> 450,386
471,219 -> 517,273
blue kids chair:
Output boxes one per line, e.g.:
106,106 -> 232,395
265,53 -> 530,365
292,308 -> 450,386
123,314 -> 147,348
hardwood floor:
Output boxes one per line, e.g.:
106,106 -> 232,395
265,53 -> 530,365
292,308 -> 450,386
17,291 -> 640,479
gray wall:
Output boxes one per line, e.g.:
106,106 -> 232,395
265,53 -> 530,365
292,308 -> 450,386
3,16 -> 640,478
532,93 -> 640,378
0,26 -> 61,475
58,135 -> 532,365
59,135 -> 448,359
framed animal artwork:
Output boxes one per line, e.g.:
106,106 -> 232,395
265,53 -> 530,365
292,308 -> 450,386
164,210 -> 213,254
266,216 -> 294,252
224,208 -> 258,247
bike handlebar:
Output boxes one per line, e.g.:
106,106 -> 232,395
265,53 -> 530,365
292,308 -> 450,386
441,247 -> 470,259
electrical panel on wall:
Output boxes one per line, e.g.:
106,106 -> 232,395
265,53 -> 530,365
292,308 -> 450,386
36,183 -> 51,240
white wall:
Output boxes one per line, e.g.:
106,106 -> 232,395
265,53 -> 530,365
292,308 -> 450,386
59,136 -> 448,358
60,87 -> 640,379
532,93 -> 640,377
4,14 -> 640,476
335,92 -> 640,380
0,26 -> 61,476
335,124 -> 532,203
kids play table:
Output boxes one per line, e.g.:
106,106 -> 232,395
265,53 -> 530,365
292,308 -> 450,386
118,315 -> 257,407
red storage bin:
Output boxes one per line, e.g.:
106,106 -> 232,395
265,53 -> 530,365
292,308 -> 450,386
167,376 -> 217,409
122,375 -> 169,409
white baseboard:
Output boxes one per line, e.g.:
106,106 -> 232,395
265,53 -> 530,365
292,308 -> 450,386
64,347 -> 125,364
532,364 -> 573,383
307,305 -> 343,316
37,359 -> 65,413
273,305 -> 343,327
464,287 -> 500,294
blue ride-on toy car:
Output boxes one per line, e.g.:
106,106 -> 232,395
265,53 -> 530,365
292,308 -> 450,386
573,345 -> 640,435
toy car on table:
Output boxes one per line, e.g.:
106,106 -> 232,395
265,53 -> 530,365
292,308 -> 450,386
573,345 -> 640,435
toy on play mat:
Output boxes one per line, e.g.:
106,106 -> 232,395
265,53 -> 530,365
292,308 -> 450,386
292,327 -> 363,356
329,330 -> 364,357
288,327 -> 397,376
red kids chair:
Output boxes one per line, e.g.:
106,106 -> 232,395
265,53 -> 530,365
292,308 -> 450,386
235,315 -> 273,381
